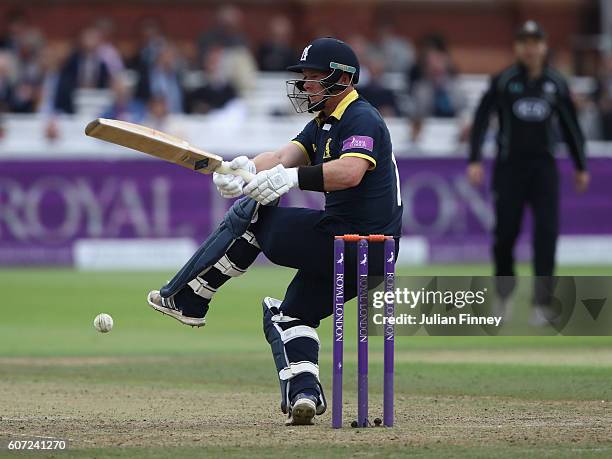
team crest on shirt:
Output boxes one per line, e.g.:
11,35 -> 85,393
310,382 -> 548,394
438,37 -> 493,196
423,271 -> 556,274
323,138 -> 332,159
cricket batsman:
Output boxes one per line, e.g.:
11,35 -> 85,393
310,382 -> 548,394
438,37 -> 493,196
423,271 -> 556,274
147,37 -> 403,425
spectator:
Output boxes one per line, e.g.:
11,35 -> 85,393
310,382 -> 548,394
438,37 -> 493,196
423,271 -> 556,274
100,74 -> 145,122
14,28 -> 43,82
197,5 -> 248,62
35,47 -> 64,141
55,27 -> 111,114
346,34 -> 377,86
135,43 -> 184,113
12,28 -> 44,113
186,46 -> 237,114
37,47 -> 63,115
407,34 -> 452,93
141,95 -> 186,139
358,55 -> 401,117
410,47 -> 467,140
376,23 -> 415,73
596,53 -> 612,140
142,95 -> 169,130
224,47 -> 257,97
0,9 -> 28,51
0,48 -> 37,113
94,17 -> 124,78
130,16 -> 167,70
197,5 -> 256,96
0,52 -> 16,113
257,15 -> 296,71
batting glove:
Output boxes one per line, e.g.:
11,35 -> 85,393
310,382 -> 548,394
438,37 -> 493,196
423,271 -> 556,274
243,164 -> 299,205
213,156 -> 256,199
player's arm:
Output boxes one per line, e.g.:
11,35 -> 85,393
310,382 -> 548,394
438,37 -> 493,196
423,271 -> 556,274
243,115 -> 376,204
556,81 -> 589,193
467,76 -> 497,186
253,142 -> 310,171
242,156 -> 371,205
556,83 -> 587,171
255,145 -> 370,191
322,156 -> 370,191
469,77 -> 497,163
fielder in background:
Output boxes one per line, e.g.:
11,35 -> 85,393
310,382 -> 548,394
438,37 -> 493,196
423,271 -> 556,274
468,21 -> 589,325
148,37 -> 403,425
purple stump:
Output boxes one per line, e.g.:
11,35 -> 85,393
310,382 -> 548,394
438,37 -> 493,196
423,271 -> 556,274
332,238 -> 345,429
357,238 -> 369,427
383,238 -> 395,427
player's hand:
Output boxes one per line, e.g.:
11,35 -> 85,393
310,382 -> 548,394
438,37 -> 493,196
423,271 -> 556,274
213,156 -> 256,198
575,170 -> 590,194
243,164 -> 298,205
467,162 -> 485,187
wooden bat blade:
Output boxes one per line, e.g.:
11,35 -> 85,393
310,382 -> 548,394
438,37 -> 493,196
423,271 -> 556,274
85,118 -> 224,174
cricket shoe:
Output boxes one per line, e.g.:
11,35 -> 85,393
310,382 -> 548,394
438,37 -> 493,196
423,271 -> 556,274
285,394 -> 317,426
528,304 -> 559,327
147,290 -> 205,327
492,295 -> 514,322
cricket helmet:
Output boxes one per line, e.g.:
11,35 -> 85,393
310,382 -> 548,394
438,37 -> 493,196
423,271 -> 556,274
286,37 -> 360,113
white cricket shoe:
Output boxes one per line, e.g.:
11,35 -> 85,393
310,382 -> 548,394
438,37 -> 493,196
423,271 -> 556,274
147,290 -> 205,327
285,394 -> 317,426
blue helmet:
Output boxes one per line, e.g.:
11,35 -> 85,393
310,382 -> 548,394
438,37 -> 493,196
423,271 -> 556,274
287,37 -> 360,84
286,37 -> 360,113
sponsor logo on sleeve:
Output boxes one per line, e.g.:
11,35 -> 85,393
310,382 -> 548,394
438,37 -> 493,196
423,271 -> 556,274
342,135 -> 374,152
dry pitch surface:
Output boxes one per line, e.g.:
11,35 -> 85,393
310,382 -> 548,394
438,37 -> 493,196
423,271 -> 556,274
1,352 -> 611,458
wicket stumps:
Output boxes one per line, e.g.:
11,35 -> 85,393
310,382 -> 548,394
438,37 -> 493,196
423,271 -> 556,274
332,234 -> 395,429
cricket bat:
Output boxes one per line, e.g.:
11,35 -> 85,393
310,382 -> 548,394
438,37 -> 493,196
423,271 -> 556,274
85,118 -> 255,182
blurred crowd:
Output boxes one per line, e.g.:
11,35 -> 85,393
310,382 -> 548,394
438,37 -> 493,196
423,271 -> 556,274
0,5 -> 611,142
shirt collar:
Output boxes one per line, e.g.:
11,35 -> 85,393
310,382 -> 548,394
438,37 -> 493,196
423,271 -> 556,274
316,89 -> 359,124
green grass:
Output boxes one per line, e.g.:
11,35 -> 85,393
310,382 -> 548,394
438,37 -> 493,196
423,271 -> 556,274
0,265 -> 611,458
1,264 -> 610,357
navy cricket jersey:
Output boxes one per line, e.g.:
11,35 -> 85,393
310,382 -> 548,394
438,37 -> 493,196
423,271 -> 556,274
470,63 -> 587,170
292,90 -> 403,237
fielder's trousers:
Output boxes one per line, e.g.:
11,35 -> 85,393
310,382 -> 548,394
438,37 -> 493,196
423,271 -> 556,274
492,159 -> 559,303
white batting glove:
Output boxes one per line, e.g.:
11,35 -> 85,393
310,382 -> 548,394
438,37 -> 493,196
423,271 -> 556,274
243,164 -> 298,205
212,156 -> 256,199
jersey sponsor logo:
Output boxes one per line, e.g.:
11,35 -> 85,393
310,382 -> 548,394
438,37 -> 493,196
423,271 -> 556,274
512,97 -> 551,122
342,135 -> 374,152
300,45 -> 312,62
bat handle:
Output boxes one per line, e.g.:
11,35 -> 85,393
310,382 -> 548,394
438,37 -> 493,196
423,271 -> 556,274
216,162 -> 256,183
